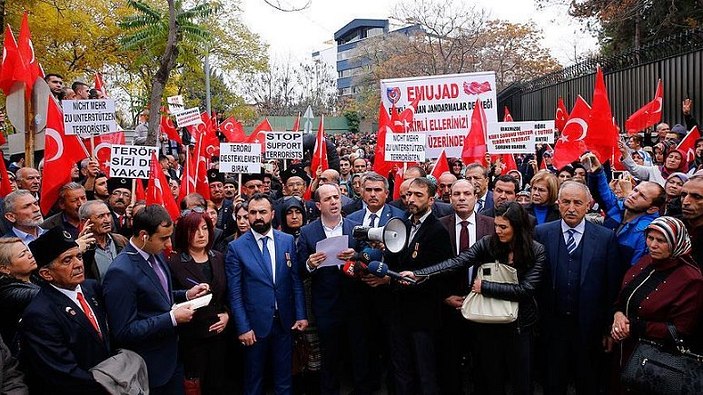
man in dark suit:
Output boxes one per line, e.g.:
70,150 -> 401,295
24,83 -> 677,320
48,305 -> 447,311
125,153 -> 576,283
437,179 -> 494,394
40,182 -> 87,239
535,181 -> 623,394
102,205 -> 209,394
385,177 -> 454,395
226,193 -> 307,394
297,183 -> 367,395
389,177 -> 454,218
21,227 -> 111,394
209,169 -> 236,235
106,176 -> 133,236
465,163 -> 493,213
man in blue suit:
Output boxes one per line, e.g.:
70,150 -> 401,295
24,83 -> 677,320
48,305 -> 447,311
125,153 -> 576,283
226,193 -> 307,394
102,205 -> 209,395
21,227 -> 111,394
297,183 -> 368,395
535,181 -> 623,395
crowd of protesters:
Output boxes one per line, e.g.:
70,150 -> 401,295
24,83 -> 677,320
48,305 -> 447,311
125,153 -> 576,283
0,73 -> 702,395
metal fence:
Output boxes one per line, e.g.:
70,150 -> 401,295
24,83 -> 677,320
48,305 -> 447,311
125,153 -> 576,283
498,29 -> 703,128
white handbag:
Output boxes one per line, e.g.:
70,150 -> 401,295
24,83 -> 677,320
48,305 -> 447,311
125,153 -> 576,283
461,261 -> 519,323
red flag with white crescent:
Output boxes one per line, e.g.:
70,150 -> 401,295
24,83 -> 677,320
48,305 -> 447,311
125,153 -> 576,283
160,114 -> 180,142
625,79 -> 663,134
0,25 -> 23,95
16,13 -> 41,99
41,98 -> 90,215
461,99 -> 488,166
83,131 -> 125,174
503,106 -> 514,122
430,150 -> 450,179
555,97 -> 568,132
676,126 -> 701,164
146,153 -> 179,221
553,96 -> 590,169
219,117 -> 246,143
585,66 -> 619,163
246,118 -> 272,149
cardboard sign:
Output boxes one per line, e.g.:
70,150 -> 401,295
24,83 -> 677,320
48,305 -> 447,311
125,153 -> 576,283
380,71 -> 498,159
219,143 -> 262,173
109,144 -> 158,179
62,99 -> 117,137
532,120 -> 556,143
175,108 -> 202,128
265,131 -> 303,160
167,95 -> 185,114
384,133 -> 427,162
486,122 -> 536,154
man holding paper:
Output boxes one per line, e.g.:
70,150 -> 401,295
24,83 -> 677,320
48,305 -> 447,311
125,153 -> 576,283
226,193 -> 307,395
296,184 -> 372,395
102,205 -> 209,395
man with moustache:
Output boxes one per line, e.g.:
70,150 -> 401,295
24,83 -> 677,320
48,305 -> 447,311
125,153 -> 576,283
15,168 -> 41,200
106,177 -> 133,235
208,169 -> 236,235
3,190 -> 45,244
680,175 -> 703,267
385,177 -> 454,395
437,178 -> 493,394
78,201 -> 128,283
41,182 -> 87,239
226,193 -> 307,394
21,227 -> 111,394
437,172 -> 458,203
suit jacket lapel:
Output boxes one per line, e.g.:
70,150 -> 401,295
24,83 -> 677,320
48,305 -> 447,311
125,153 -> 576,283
580,223 -> 595,286
273,231 -> 288,281
548,224 -> 561,286
126,244 -> 171,303
447,216 -> 458,253
44,285 -> 106,345
245,232 -> 274,283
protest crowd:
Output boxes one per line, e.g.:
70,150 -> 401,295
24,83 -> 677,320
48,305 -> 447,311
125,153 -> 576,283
1,28 -> 703,395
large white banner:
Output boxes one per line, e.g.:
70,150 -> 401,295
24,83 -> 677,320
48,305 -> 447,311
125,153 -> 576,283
380,71 -> 498,159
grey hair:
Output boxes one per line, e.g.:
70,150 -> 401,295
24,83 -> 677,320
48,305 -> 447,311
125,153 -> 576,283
58,182 -> 85,202
361,172 -> 389,190
78,200 -> 108,220
3,190 -> 35,214
558,180 -> 592,202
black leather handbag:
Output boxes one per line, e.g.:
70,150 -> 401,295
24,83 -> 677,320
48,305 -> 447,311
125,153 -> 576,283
621,324 -> 703,395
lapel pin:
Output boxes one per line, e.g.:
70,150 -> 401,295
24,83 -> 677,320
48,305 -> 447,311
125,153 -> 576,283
285,252 -> 292,268
65,306 -> 76,316
411,242 -> 419,259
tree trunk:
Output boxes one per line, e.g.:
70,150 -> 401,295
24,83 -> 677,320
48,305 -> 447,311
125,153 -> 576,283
146,0 -> 179,147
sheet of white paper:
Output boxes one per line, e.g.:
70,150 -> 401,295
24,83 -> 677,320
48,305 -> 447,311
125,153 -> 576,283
172,293 -> 212,310
315,235 -> 349,268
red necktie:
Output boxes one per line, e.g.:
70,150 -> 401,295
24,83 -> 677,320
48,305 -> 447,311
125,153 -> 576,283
459,220 -> 470,252
77,291 -> 102,338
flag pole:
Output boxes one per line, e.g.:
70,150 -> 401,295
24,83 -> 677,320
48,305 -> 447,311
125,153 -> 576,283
90,135 -> 96,160
238,173 -> 242,198
131,179 -> 136,205
185,147 -> 191,194
24,87 -> 34,166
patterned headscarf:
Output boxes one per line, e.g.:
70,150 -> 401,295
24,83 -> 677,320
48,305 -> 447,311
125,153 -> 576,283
646,216 -> 692,258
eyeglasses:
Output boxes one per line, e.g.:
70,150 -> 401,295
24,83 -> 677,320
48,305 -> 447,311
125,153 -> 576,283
181,206 -> 205,217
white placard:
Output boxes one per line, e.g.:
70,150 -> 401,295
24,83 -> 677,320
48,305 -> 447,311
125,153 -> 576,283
109,144 -> 158,179
219,143 -> 262,173
531,120 -> 556,144
384,133 -> 427,162
381,71 -> 498,159
487,122 -> 536,154
62,99 -> 117,137
175,108 -> 202,128
167,95 -> 185,114
265,131 -> 303,160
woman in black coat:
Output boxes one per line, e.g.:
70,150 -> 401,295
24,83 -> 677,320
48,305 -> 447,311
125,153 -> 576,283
168,211 -> 230,394
405,202 -> 545,395
0,238 -> 40,354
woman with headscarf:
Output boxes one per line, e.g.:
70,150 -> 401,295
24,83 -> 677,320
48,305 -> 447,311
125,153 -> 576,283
619,140 -> 688,187
611,216 -> 703,392
662,172 -> 688,216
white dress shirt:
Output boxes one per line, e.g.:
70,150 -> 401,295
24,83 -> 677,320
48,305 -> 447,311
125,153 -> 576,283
454,212 -> 477,255
561,219 -> 586,249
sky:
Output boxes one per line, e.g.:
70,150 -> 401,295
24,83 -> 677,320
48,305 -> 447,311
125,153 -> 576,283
241,0 -> 600,66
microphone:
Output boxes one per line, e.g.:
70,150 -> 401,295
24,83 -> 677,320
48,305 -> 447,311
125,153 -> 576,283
342,260 -> 365,278
350,247 -> 383,264
366,261 -> 416,284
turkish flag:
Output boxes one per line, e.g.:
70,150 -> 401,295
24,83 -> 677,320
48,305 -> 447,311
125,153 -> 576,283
540,144 -> 554,170
461,99 -> 488,165
553,95 -> 590,169
16,13 -> 41,98
677,126 -> 701,164
135,178 -> 146,202
585,66 -> 619,163
83,131 -> 125,174
94,72 -> 107,97
0,26 -> 23,95
219,117 -> 246,143
146,153 -> 180,221
310,115 -> 329,175
501,154 -> 518,172
373,102 -> 394,177
41,98 -> 90,215
292,112 -> 300,132
392,96 -> 421,132
191,135 -> 211,200
430,150 -> 450,179
392,168 -> 403,200
160,114 -> 180,142
246,118 -> 272,148
503,106 -> 514,122
625,79 -> 663,135
187,113 -> 220,158
555,97 -> 568,132
0,155 -> 12,197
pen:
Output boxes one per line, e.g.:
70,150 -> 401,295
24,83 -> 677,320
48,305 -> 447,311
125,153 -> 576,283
185,277 -> 200,286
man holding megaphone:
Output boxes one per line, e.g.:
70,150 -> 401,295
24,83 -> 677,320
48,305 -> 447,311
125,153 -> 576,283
383,177 -> 454,395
